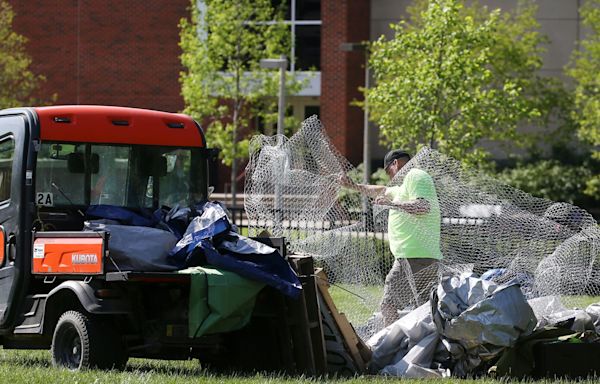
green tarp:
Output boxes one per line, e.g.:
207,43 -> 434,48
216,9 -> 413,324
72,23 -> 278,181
179,266 -> 265,338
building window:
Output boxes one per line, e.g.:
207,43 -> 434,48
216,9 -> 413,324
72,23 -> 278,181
199,0 -> 321,72
0,137 -> 14,203
304,105 -> 320,119
273,0 -> 321,71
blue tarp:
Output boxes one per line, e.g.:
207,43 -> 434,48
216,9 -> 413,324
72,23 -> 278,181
87,205 -> 156,227
169,202 -> 302,299
86,202 -> 302,299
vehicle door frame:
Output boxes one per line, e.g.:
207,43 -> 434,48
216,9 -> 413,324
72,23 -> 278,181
0,108 -> 36,331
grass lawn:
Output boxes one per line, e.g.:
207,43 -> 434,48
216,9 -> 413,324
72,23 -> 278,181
327,280 -> 600,325
561,295 -> 600,309
2,349 -> 599,384
2,290 -> 599,383
328,284 -> 381,325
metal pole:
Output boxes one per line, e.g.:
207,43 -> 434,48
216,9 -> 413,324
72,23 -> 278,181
277,55 -> 287,137
362,51 -> 370,214
275,55 -> 287,236
363,52 -> 370,186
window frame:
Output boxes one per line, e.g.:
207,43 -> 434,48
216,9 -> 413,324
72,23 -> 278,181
34,141 -> 211,210
0,135 -> 16,206
285,0 -> 322,71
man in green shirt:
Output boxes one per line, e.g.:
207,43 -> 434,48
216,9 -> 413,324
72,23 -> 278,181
342,149 -> 442,325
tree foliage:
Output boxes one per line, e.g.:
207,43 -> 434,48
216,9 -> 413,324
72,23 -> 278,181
179,0 -> 301,168
0,1 -> 48,108
568,0 -> 600,198
368,0 -> 564,165
496,160 -> 595,206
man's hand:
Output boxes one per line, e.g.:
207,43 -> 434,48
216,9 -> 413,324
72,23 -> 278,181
374,195 -> 394,206
338,173 -> 356,189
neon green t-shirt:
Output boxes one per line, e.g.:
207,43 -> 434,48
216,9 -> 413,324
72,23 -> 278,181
385,168 -> 442,260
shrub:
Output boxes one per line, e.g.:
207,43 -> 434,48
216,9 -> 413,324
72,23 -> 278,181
496,160 -> 598,209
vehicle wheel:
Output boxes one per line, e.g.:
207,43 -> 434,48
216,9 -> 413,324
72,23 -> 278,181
51,310 -> 127,370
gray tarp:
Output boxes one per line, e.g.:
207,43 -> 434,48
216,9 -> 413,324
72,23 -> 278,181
432,274 -> 537,375
528,296 -> 600,332
368,273 -> 537,377
367,302 -> 449,377
586,303 -> 600,333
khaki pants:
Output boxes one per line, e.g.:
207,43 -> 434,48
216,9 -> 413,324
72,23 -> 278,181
381,258 -> 439,326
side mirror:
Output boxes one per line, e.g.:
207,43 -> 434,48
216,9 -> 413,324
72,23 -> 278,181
50,144 -> 63,159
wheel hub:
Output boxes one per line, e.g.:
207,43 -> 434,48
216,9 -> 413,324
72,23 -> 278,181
56,324 -> 83,369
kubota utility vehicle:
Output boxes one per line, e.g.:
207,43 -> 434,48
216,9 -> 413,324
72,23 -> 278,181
0,106 -> 361,375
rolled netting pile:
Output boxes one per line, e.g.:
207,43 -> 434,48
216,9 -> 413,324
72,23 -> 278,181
244,116 -> 600,340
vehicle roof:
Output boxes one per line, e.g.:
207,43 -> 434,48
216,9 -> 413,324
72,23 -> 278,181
34,105 -> 205,147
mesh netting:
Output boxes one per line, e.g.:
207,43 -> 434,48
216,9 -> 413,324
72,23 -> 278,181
244,116 -> 600,340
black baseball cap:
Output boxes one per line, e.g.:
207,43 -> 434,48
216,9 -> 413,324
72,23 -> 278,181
383,149 -> 411,170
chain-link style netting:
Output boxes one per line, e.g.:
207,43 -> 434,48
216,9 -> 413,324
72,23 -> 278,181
244,116 -> 600,340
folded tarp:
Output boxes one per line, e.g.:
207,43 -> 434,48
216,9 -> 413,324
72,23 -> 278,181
152,204 -> 196,239
85,220 -> 179,272
212,232 -> 302,299
87,205 -> 156,227
179,266 -> 265,338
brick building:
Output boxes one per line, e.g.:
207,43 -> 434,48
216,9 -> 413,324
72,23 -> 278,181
8,0 -> 583,191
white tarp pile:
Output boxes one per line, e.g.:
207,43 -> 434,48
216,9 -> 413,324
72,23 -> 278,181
368,272 -> 537,377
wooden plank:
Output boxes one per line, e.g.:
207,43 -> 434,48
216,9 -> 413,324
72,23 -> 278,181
303,272 -> 328,374
295,257 -> 327,375
315,269 -> 371,371
286,255 -> 321,375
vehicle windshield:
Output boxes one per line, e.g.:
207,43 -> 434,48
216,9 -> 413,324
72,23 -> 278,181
35,142 -> 209,209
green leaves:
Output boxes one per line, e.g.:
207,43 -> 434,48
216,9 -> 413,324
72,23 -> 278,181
368,0 -> 562,166
179,0 -> 302,167
568,0 -> 600,198
0,1 -> 50,108
497,160 -> 594,204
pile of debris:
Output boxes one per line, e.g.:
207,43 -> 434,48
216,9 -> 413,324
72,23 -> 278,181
244,116 -> 600,378
368,272 -> 600,378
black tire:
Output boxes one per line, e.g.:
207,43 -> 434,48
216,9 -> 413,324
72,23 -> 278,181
51,310 -> 127,370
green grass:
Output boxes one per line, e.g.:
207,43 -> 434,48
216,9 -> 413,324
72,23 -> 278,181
2,349 -> 599,383
560,295 -> 600,309
328,284 -> 382,325
327,282 -> 600,327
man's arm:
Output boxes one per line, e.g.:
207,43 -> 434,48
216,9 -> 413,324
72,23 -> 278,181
339,174 -> 386,198
374,195 -> 431,215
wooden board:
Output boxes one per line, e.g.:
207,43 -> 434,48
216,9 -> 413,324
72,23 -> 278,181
315,269 -> 372,371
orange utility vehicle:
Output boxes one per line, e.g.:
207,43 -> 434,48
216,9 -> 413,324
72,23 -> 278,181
0,106 -> 355,374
